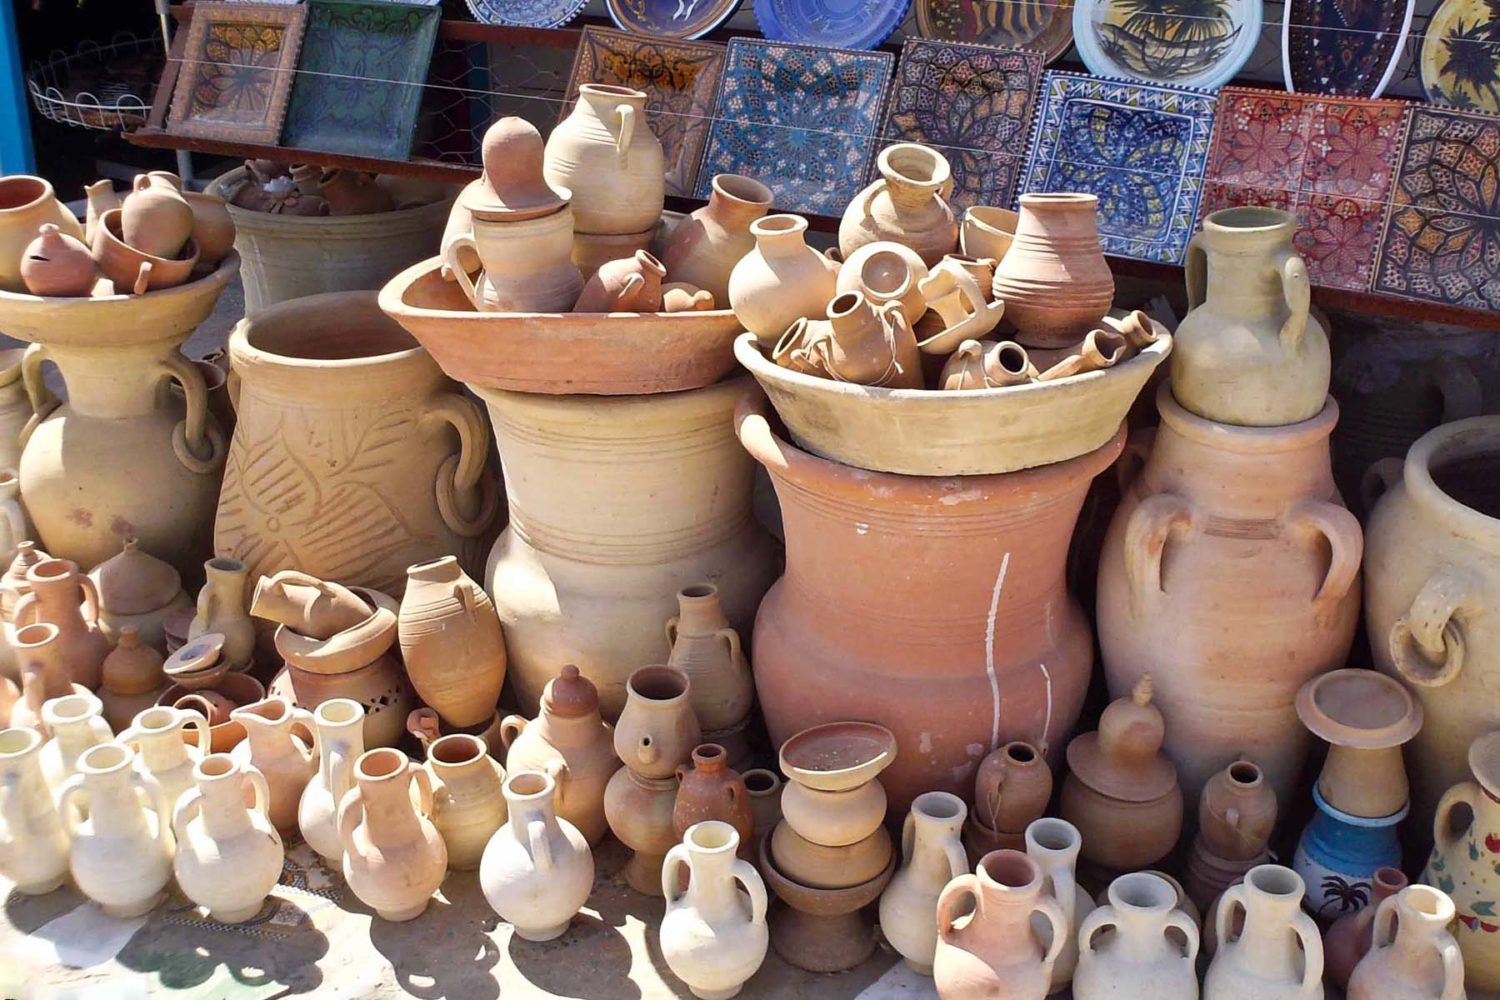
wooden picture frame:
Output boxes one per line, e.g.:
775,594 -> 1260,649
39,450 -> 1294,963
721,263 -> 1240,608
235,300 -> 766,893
167,2 -> 308,144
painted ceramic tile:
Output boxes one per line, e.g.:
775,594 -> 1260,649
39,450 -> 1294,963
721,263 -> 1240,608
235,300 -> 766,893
694,38 -> 894,217
914,0 -> 1076,64
561,28 -> 724,198
604,0 -> 741,40
167,2 -> 307,144
753,0 -> 912,51
1283,0 -> 1415,98
1019,71 -> 1215,264
880,39 -> 1044,211
1373,107 -> 1500,310
281,0 -> 440,159
1072,0 -> 1260,91
1422,0 -> 1500,113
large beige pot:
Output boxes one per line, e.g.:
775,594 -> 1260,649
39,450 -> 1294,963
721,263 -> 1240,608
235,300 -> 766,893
215,291 -> 500,601
481,378 -> 777,718
206,169 -> 452,314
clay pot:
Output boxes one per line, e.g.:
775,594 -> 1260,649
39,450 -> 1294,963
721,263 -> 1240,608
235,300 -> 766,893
56,742 -> 173,916
544,84 -> 664,236
880,791 -> 969,974
20,224 -> 96,297
728,215 -> 839,346
835,241 -> 927,325
811,291 -> 922,388
662,283 -> 714,312
117,703 -> 210,810
122,173 -> 194,260
672,743 -> 752,849
475,117 -> 566,221
37,691 -> 111,795
933,849 -> 1068,1000
1073,872 -> 1200,1000
157,672 -> 265,754
480,770 -> 593,940
14,558 -> 110,690
444,206 -> 583,313
0,353 -> 33,475
422,733 -> 507,871
778,720 -> 894,843
770,821 -> 893,889
228,696 -> 318,835
98,628 -> 167,733
757,824 -> 895,973
8,622 -> 82,732
779,773 -> 887,848
1346,884 -> 1463,999
319,170 -> 394,217
1174,207 -> 1330,427
1198,758 -> 1278,862
83,180 -> 120,247
961,206 -> 1017,262
1203,864 -> 1323,999
939,339 -> 1035,391
0,176 -> 86,292
92,208 -> 199,293
189,557 -> 255,670
1325,866 -> 1407,991
297,698 -> 364,864
666,584 -> 753,734
339,747 -> 447,921
974,740 -> 1052,835
87,537 -> 191,649
573,249 -> 665,313
839,143 -> 958,267
739,391 -> 1119,814
182,192 -> 235,268
0,727 -> 69,894
1026,817 -> 1096,991
399,556 -> 506,730
615,666 -> 700,780
172,753 -> 282,923
660,174 -> 773,304
916,256 -> 1005,352
990,193 -> 1114,349
743,769 -> 783,839
1097,384 -> 1362,806
604,764 -> 680,896
1298,668 -> 1421,819
252,571 -> 370,640
662,820 -> 770,999
407,707 -> 505,761
1425,731 -> 1500,991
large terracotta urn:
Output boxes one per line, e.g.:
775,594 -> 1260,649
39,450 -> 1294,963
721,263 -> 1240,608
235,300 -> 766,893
481,378 -> 776,718
216,291 -> 499,601
1097,383 -> 1362,807
736,391 -> 1119,815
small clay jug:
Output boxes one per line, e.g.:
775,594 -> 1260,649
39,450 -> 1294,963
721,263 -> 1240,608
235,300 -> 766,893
813,291 -> 923,388
229,696 -> 319,835
974,740 -> 1053,834
7,623 -> 80,733
672,743 -> 753,848
840,143 -> 958,267
880,791 -> 969,974
444,206 -> 583,313
1198,758 -> 1279,862
835,240 -> 928,325
1073,872 -> 1200,1000
121,173 -> 193,259
660,173 -> 773,304
991,193 -> 1115,349
56,742 -> 173,917
1203,864 -> 1323,1000
399,556 -> 507,730
172,753 -> 283,923
98,628 -> 168,733
0,726 -> 69,894
743,768 -> 783,839
422,733 -> 507,871
933,849 -> 1068,1000
13,558 -> 110,690
117,703 -> 210,810
338,747 -> 447,922
87,538 -> 192,649
38,691 -> 111,795
614,666 -> 701,780
318,170 -> 394,217
572,249 -> 666,313
480,770 -> 594,940
1027,817 -> 1097,991
1347,884 -> 1465,1000
666,583 -> 753,735
298,698 -> 366,864
251,570 -> 370,639
939,339 -> 1035,390
20,223 -> 96,296
661,820 -> 770,1000
1326,866 -> 1407,991
1036,328 -> 1129,381
727,214 -> 839,346
1425,730 -> 1500,993
83,180 -> 120,245
189,557 -> 255,671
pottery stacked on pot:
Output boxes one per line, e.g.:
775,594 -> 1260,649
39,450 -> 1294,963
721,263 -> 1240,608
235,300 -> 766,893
1424,729 -> 1500,992
0,175 -> 87,293
155,632 -> 266,753
965,740 -> 1053,865
13,557 -> 110,690
188,556 -> 255,672
1187,758 -> 1279,911
665,584 -> 755,766
97,628 -> 167,733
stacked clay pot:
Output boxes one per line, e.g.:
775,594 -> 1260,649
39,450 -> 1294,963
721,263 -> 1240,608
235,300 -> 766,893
1186,758 -> 1278,911
665,584 -> 754,766
966,740 -> 1052,865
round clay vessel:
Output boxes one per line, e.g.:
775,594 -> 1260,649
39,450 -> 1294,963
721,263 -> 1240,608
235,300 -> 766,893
990,193 -> 1114,349
813,290 -> 923,388
14,558 -> 110,690
672,743 -> 752,846
399,556 -> 507,731
338,747 -> 447,921
1423,731 -> 1500,992
543,84 -> 664,236
573,249 -> 665,313
228,696 -> 319,835
0,176 -> 86,293
933,849 -> 1068,1000
480,770 -> 594,941
0,726 -> 69,894
974,740 -> 1053,834
122,173 -> 194,260
839,143 -> 958,267
939,339 -> 1035,391
1325,866 -> 1407,991
171,753 -> 283,923
770,821 -> 893,889
422,733 -> 507,872
87,537 -> 191,649
182,192 -> 235,267
98,628 -> 167,733
614,666 -> 700,780
660,174 -> 773,305
743,768 -> 783,839
879,791 -> 969,974
20,224 -> 95,297
728,215 -> 839,347
92,209 -> 199,293
779,720 -> 896,793
297,698 -> 365,864
1202,864 -> 1324,1000
1197,758 -> 1278,862
834,241 -> 928,324
757,825 -> 895,973
780,777 -> 887,847
604,764 -> 679,896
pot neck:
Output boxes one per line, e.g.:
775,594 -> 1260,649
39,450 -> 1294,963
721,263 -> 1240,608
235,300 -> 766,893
84,764 -> 148,832
535,709 -> 606,744
504,784 -> 559,830
682,839 -> 740,918
1013,197 -> 1100,250
198,769 -> 255,838
706,183 -> 770,231
755,226 -> 812,262
203,562 -> 247,602
360,770 -> 422,837
578,88 -> 643,128
407,557 -> 461,588
674,588 -> 729,634
1232,887 -> 1304,976
1198,223 -> 1296,321
37,342 -> 177,418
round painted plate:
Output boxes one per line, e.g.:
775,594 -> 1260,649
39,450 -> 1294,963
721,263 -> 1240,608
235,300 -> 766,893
914,0 -> 1076,63
1422,0 -> 1500,112
1072,0 -> 1261,90
606,0 -> 744,38
753,0 -> 913,50
466,0 -> 587,27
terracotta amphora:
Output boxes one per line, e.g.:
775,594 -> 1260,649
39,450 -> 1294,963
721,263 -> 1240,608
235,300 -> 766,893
57,742 -> 173,917
728,215 -> 839,346
7,622 -> 83,732
973,741 -> 1052,836
573,249 -> 666,313
839,143 -> 959,267
0,176 -> 86,292
229,696 -> 318,835
1097,383 -> 1362,806
422,733 -> 506,871
0,726 -> 69,894
933,849 -> 1068,1000
87,537 -> 191,649
666,584 -> 753,735
20,224 -> 95,297
1347,884 -> 1465,1000
38,691 -> 111,795
480,770 -> 594,941
990,193 -> 1115,349
172,753 -> 282,923
1073,872 -> 1200,1000
880,791 -> 969,974
118,704 -> 210,810
189,557 -> 255,670
297,698 -> 364,864
1026,817 -> 1097,991
662,820 -> 770,999
98,627 -> 168,733
672,743 -> 752,848
13,558 -> 109,690
498,664 -> 616,846
543,84 -> 664,236
1326,867 -> 1407,990
217,292 -> 498,603
1424,730 -> 1500,992
399,556 -> 507,730
835,241 -> 928,325
1203,864 -> 1323,1000
811,291 -> 923,388
443,206 -> 583,314
1173,207 -> 1330,427
338,747 -> 447,921
615,666 -> 700,780
660,174 -> 773,305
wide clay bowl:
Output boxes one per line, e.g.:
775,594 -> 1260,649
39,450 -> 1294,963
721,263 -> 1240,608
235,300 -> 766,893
779,721 -> 897,792
379,257 -> 744,394
735,323 -> 1171,476
1296,668 -> 1423,749
92,208 -> 199,293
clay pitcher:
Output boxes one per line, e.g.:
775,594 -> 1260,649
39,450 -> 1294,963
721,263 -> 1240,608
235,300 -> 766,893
13,558 -> 109,690
338,747 -> 447,921
228,696 -> 319,835
479,770 -> 594,941
661,820 -> 770,999
614,666 -> 701,780
990,193 -> 1115,349
171,753 -> 283,923
572,249 -> 666,313
37,691 -> 111,795
83,180 -> 120,246
666,583 -> 753,735
879,791 -> 969,974
672,743 -> 753,847
56,742 -> 173,917
933,849 -> 1068,1000
814,291 -> 923,389
422,733 -> 507,872
0,726 -> 69,894
1073,872 -> 1200,1000
1424,730 -> 1500,992
122,173 -> 194,259
0,176 -> 86,292
7,622 -> 80,732
297,698 -> 365,864
839,143 -> 959,267
117,704 -> 210,810
1026,817 -> 1097,991
543,84 -> 664,236
660,174 -> 773,304
443,207 -> 584,314
727,215 -> 839,346
1347,884 -> 1464,1000
189,557 -> 255,670
1203,864 -> 1323,999
399,556 -> 507,730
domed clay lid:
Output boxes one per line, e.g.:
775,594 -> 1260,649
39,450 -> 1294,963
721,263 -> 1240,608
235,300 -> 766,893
543,663 -> 598,717
1296,668 -> 1423,750
466,117 -> 567,222
779,721 -> 897,792
1065,676 -> 1179,802
87,537 -> 183,615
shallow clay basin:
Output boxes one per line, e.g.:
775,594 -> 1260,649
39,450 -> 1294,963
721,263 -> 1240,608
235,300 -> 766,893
379,257 -> 745,394
778,721 -> 897,792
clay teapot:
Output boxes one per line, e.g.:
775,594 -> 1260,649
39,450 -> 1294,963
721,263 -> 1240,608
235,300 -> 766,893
572,249 -> 666,313
614,666 -> 700,780
19,224 -> 96,297
87,537 -> 192,649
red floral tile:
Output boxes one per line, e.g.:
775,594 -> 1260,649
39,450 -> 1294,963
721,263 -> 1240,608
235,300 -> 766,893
1296,195 -> 1386,292
1206,89 -> 1305,194
1302,100 -> 1405,199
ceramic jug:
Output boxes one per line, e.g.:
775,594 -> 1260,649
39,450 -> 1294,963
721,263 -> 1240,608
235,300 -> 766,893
727,215 -> 839,346
13,558 -> 110,690
20,224 -> 95,297
811,291 -> 924,388
917,258 -> 1005,350
297,698 -> 364,864
1073,872 -> 1200,1000
97,627 -> 166,733
229,696 -> 319,835
38,691 -> 111,795
839,143 -> 959,267
0,175 -> 85,292
399,556 -> 507,730
672,743 -> 753,846
1026,817 -> 1097,991
835,241 -> 928,325
880,791 -> 969,974
0,726 -> 69,894
57,742 -> 173,917
666,584 -> 753,735
122,173 -> 193,259
87,538 -> 191,648
339,747 -> 447,921
973,741 -> 1052,835
1198,758 -> 1278,862
480,770 -> 593,940
1326,867 -> 1407,990
661,820 -> 770,999
573,249 -> 665,313
933,849 -> 1068,1000
118,704 -> 210,810
83,179 -> 120,245
423,733 -> 506,871
1203,864 -> 1323,1000
614,666 -> 701,780
443,207 -> 583,313
172,753 -> 282,923
1173,207 -> 1330,427
939,339 -> 1035,390
1347,884 -> 1464,1000
990,193 -> 1115,349
189,557 -> 255,670
543,84 -> 664,236
7,622 -> 81,732
1424,730 -> 1500,991
660,174 -> 773,304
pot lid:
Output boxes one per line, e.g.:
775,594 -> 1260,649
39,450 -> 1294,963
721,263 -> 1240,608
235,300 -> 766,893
466,118 -> 568,222
543,663 -> 598,717
1065,676 -> 1178,802
1296,669 -> 1423,750
87,537 -> 183,615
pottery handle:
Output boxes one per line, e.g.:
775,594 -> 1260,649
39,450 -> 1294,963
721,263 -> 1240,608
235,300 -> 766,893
136,771 -> 173,849
132,261 -> 152,296
615,104 -> 635,166
18,344 -> 59,451
56,775 -> 85,839
716,628 -> 748,679
1433,780 -> 1481,853
937,174 -> 955,203
1046,859 -> 1078,935
77,573 -> 103,627
180,708 -> 211,755
1184,233 -> 1207,312
1122,493 -> 1195,613
936,873 -> 979,943
0,497 -> 24,555
0,776 -> 21,847
243,765 -> 271,818
1166,909 -> 1200,963
86,712 -> 112,744
424,393 -> 497,538
290,707 -> 321,762
732,857 -> 770,926
1215,882 -> 1247,948
1370,893 -> 1399,951
1275,250 -> 1312,352
1076,904 -> 1117,959
900,810 -> 915,865
664,616 -> 679,650
159,352 -> 226,475
443,236 -> 483,308
661,841 -> 691,905
10,591 -> 34,628
1440,932 -> 1466,1000
1033,895 -> 1069,972
1392,565 -> 1475,688
942,838 -> 968,882
498,714 -> 528,752
858,179 -> 889,219
948,266 -> 988,321
1289,910 -> 1324,990
336,786 -> 365,849
1287,499 -> 1363,624
172,787 -> 204,843
411,761 -> 435,819
1360,457 -> 1404,514
615,273 -> 645,312
527,818 -> 554,874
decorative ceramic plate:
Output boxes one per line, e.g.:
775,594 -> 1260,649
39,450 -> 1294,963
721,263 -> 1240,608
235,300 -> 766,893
1020,71 -> 1216,263
465,0 -> 586,28
561,28 -> 724,197
914,0 -> 1076,63
753,0 -> 913,50
605,0 -> 742,39
879,39 -> 1044,210
694,38 -> 894,216
1283,0 -> 1414,97
1071,0 -> 1261,90
1422,0 -> 1500,113
167,2 -> 308,144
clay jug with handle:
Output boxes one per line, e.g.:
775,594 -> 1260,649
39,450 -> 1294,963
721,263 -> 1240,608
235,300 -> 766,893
933,849 -> 1068,1000
543,84 -> 664,236
661,819 -> 770,999
339,747 -> 447,922
118,703 -> 210,811
479,770 -> 593,941
1073,871 -> 1200,1000
1203,864 -> 1323,999
399,556 -> 507,730
1027,817 -> 1097,991
13,558 -> 109,690
172,753 -> 283,923
839,143 -> 959,267
229,696 -> 318,836
666,584 -> 753,734
880,791 -> 969,974
56,742 -> 173,917
0,726 -> 69,894
189,557 -> 255,670
297,698 -> 365,864
422,733 -> 506,872
1347,884 -> 1464,1000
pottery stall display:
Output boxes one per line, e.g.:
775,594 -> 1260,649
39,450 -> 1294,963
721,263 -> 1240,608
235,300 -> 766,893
188,557 -> 255,671
399,556 -> 507,731
839,143 -> 959,268
1203,864 -> 1323,1000
1073,872 -> 1200,1000
1025,817 -> 1096,992
1325,866 -> 1409,991
298,698 -> 365,865
672,743 -> 753,848
1345,884 -> 1465,1000
116,704 -> 210,810
660,174 -> 773,305
338,747 -> 447,922
421,733 -> 507,871
0,726 -> 70,895
1187,759 -> 1279,911
171,753 -> 283,923
666,583 -> 754,761
479,770 -> 594,942
966,740 -> 1052,865
933,849 -> 1067,1000
87,538 -> 192,649
879,791 -> 969,975
56,742 -> 173,917
1424,730 -> 1500,992
13,558 -> 110,690
228,696 -> 318,836
989,193 -> 1115,350
0,175 -> 87,292
544,85 -> 664,248
97,628 -> 167,732
661,820 -> 770,1000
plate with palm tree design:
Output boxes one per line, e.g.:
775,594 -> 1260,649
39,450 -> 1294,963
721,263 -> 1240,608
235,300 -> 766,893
1071,0 -> 1261,90
914,0 -> 1077,63
1421,0 -> 1500,112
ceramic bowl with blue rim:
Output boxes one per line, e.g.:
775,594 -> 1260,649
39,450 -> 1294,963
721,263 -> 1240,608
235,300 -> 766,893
1071,0 -> 1261,91
752,0 -> 914,50
466,0 -> 588,28
605,0 -> 744,38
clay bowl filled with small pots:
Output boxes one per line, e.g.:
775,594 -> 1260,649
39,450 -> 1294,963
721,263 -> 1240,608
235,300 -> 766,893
734,323 -> 1171,476
380,258 -> 744,395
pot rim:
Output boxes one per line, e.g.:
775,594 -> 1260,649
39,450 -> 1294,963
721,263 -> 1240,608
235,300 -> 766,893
40,691 -> 102,727
1401,416 -> 1500,543
0,175 -> 53,215
230,290 -> 430,374
504,768 -> 556,803
429,733 -> 487,768
1156,380 -> 1338,453
0,726 -> 42,757
1023,816 -> 1081,858
1200,205 -> 1297,238
710,173 -> 773,209
314,698 -> 365,728
1105,871 -> 1180,913
684,819 -> 740,855
76,741 -> 134,775
1294,668 -> 1422,750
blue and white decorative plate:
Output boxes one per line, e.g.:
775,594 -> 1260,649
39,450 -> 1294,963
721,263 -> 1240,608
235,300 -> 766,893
752,0 -> 913,50
466,0 -> 586,28
1019,71 -> 1217,264
606,0 -> 743,38
1071,0 -> 1260,91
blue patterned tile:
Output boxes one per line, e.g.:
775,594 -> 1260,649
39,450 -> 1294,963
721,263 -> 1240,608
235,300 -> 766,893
694,38 -> 893,216
1019,71 -> 1217,263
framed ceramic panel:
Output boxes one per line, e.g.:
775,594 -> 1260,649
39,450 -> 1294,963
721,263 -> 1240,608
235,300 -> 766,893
1422,0 -> 1500,113
560,27 -> 725,198
1019,71 -> 1216,264
1200,86 -> 1409,291
913,0 -> 1076,65
281,0 -> 440,159
879,39 -> 1044,211
1071,0 -> 1259,91
752,0 -> 912,50
1373,107 -> 1500,310
604,0 -> 742,39
694,38 -> 894,217
1283,0 -> 1415,98
167,2 -> 308,144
